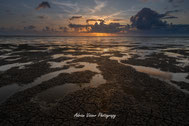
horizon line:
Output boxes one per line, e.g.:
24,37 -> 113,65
0,35 -> 189,38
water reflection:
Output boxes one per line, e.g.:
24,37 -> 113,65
0,62 -> 33,72
0,61 -> 105,103
0,84 -> 20,104
32,74 -> 106,106
0,36 -> 189,104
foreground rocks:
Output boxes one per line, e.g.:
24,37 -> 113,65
0,57 -> 189,126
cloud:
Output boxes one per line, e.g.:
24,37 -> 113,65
89,0 -> 106,14
36,2 -> 51,10
69,16 -> 82,20
168,0 -> 185,7
140,0 -> 185,6
141,0 -> 184,3
112,19 -> 125,21
140,0 -> 150,2
86,19 -> 104,24
107,11 -> 124,18
52,1 -> 79,13
37,15 -> 49,19
59,27 -> 68,32
168,0 -> 184,3
42,26 -> 57,32
161,16 -> 178,19
24,25 -> 36,30
21,21 -> 27,24
90,22 -> 124,33
23,4 -> 33,9
5,10 -> 14,15
68,24 -> 90,28
165,9 -> 180,15
130,8 -> 178,30
68,24 -> 91,32
43,26 -> 50,31
68,21 -> 125,33
160,9 -> 180,19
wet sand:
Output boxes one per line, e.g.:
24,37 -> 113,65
0,37 -> 189,125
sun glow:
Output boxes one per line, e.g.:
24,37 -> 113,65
86,33 -> 118,36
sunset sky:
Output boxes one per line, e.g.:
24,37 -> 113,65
0,0 -> 189,36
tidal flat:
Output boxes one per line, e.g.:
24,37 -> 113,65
0,36 -> 189,125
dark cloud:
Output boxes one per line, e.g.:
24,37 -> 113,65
86,19 -> 104,24
112,19 -> 125,21
168,0 -> 184,3
69,17 -> 126,33
21,21 -> 27,24
37,15 -> 48,19
162,16 -> 178,19
36,2 -> 51,10
90,22 -> 124,33
42,26 -> 58,32
68,24 -> 90,32
130,8 -> 178,30
43,26 -> 50,31
59,27 -> 68,32
68,21 -> 125,33
68,24 -> 83,29
165,9 -> 180,15
0,27 -> 5,31
69,16 -> 82,21
68,24 -> 90,28
160,9 -> 180,19
24,25 -> 36,30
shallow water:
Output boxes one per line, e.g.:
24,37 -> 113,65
0,84 -> 19,104
109,53 -> 189,94
0,36 -> 189,104
32,74 -> 106,106
25,62 -> 101,90
0,62 -> 33,71
0,61 -> 105,103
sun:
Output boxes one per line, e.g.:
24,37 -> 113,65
86,33 -> 118,36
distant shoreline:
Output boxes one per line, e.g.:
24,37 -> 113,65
0,35 -> 189,38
